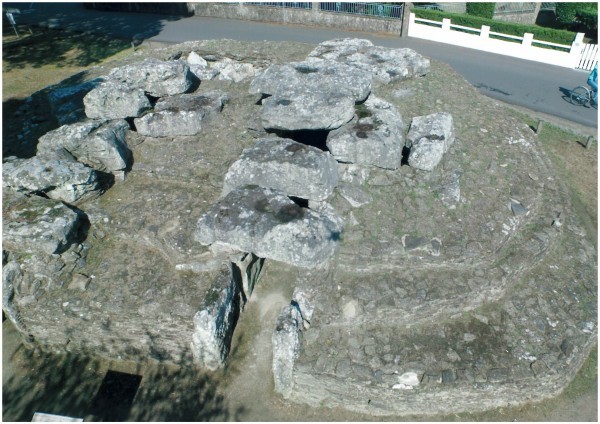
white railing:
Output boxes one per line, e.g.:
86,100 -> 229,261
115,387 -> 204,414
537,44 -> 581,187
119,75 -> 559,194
578,44 -> 598,71
408,13 -> 587,69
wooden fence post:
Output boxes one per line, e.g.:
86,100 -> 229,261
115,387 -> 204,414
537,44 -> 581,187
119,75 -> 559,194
586,136 -> 594,149
535,120 -> 544,134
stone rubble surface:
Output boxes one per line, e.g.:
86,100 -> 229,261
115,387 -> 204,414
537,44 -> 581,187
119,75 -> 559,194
1,38 -> 596,419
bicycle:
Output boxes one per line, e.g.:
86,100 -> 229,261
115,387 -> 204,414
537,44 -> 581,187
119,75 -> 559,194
570,85 -> 597,108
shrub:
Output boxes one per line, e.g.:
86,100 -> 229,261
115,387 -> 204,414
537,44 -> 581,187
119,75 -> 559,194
575,8 -> 598,37
555,2 -> 597,26
466,2 -> 495,19
413,8 -> 578,46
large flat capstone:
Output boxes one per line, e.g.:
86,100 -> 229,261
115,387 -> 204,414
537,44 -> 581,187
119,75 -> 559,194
2,150 -> 100,204
250,60 -> 372,131
134,91 -> 229,137
83,80 -> 151,120
222,137 -> 339,201
326,95 -> 405,169
2,191 -> 82,255
308,38 -> 430,84
195,186 -> 342,268
108,58 -> 196,97
37,119 -> 132,174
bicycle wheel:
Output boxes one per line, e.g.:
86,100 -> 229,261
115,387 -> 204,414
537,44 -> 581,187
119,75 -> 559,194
570,86 -> 590,106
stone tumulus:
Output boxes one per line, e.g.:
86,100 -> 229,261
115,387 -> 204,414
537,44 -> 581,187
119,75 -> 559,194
1,37 -> 596,420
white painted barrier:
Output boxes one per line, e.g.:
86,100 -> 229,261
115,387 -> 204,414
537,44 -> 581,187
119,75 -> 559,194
578,43 -> 598,71
408,13 -> 587,69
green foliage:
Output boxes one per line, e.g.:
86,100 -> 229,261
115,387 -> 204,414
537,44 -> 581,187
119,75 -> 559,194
466,2 -> 495,19
576,8 -> 598,36
413,8 -> 578,46
555,2 -> 597,25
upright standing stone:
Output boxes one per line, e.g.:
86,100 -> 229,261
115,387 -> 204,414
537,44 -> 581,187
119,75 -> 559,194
272,304 -> 302,398
191,266 -> 241,370
406,112 -> 455,171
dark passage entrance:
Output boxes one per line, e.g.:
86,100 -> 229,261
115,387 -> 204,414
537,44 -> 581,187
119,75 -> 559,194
90,370 -> 142,421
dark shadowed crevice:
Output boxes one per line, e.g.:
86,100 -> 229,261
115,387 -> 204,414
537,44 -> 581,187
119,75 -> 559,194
401,145 -> 411,166
268,129 -> 330,152
288,196 -> 309,208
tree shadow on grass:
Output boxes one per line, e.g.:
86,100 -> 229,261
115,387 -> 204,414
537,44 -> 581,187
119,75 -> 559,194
2,29 -> 132,71
2,2 -> 188,71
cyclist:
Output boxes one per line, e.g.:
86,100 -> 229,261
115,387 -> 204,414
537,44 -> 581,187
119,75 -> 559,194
588,63 -> 597,105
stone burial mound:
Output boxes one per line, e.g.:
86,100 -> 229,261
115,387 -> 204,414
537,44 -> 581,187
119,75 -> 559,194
2,37 -> 597,418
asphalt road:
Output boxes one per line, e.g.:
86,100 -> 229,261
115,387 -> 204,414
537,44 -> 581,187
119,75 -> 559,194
7,2 -> 598,128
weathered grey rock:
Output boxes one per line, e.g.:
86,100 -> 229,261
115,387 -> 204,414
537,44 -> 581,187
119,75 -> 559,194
213,58 -> 257,83
37,119 -> 132,174
134,91 -> 228,137
47,78 -> 105,125
83,80 -> 151,120
187,51 -> 208,67
338,183 -> 372,208
511,200 -> 529,216
222,137 -> 339,201
262,92 -> 355,131
308,38 -> 430,84
189,64 -> 219,81
272,304 -> 302,398
3,151 -> 101,203
109,58 -> 195,97
326,96 -> 404,169
2,261 -> 28,334
250,60 -> 372,103
191,265 -> 241,370
250,60 -> 371,131
406,112 -> 455,171
439,170 -> 461,208
195,186 -> 342,268
2,191 -> 82,255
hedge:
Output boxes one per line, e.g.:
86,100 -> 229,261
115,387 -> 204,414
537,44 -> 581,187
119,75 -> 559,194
413,8 -> 578,46
466,3 -> 495,19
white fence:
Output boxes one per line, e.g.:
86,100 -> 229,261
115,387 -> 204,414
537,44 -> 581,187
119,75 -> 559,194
408,13 -> 592,69
578,43 -> 598,71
